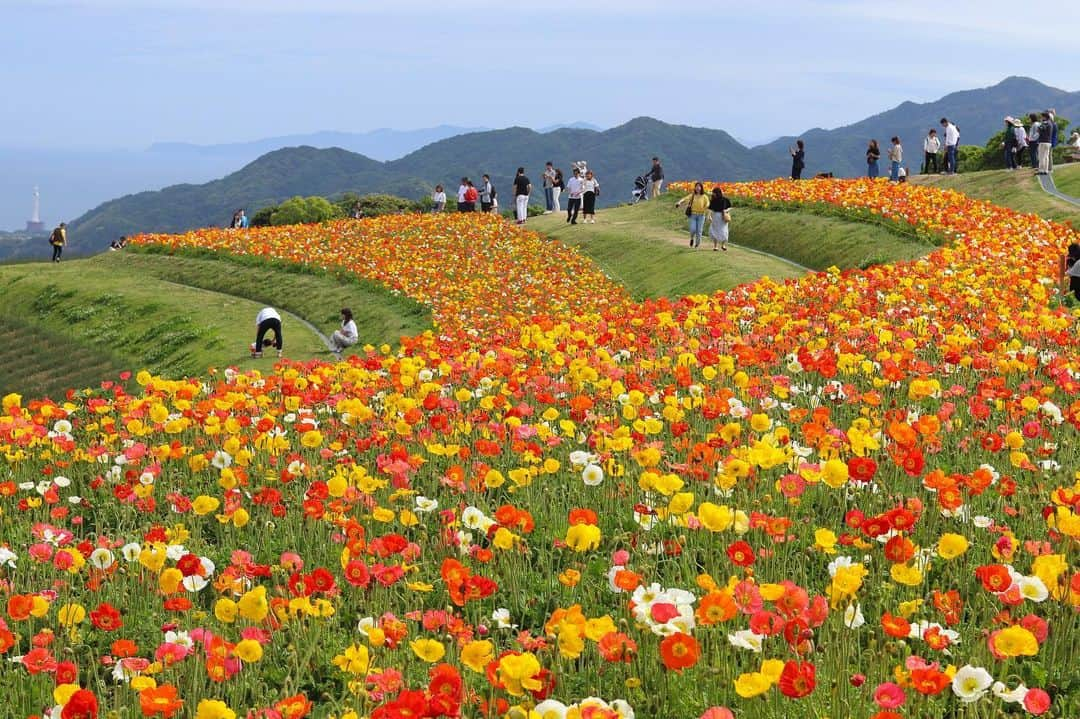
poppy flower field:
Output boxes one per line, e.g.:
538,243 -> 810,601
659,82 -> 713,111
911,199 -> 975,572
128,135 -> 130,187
3,178 -> 1080,719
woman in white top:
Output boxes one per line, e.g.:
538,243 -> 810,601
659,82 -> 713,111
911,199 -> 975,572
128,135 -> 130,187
431,185 -> 446,212
581,171 -> 600,223
331,307 -> 359,354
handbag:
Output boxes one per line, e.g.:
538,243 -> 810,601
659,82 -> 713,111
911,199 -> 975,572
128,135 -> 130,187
685,204 -> 692,218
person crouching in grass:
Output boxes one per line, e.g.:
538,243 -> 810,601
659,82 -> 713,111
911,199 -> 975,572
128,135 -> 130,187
331,307 -> 359,355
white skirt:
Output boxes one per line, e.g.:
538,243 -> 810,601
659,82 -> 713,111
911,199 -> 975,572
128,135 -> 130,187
709,212 -> 729,242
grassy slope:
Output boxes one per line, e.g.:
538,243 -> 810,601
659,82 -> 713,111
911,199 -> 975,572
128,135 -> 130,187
528,198 -> 933,300
912,164 -> 1080,225
0,252 -> 431,399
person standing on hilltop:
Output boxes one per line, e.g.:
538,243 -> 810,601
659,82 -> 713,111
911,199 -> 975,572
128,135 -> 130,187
431,185 -> 447,212
1048,108 -> 1058,172
463,181 -> 478,212
457,178 -> 469,212
581,170 -> 600,224
1003,117 -> 1019,170
888,137 -> 903,182
790,140 -> 805,180
49,222 -> 67,263
479,175 -> 495,213
543,162 -> 556,214
922,129 -> 940,174
1011,118 -> 1028,167
513,167 -> 532,225
565,167 -> 584,225
1026,114 -> 1041,170
648,157 -> 664,199
866,140 -> 881,178
551,169 -> 564,213
940,118 -> 959,174
1037,112 -> 1054,175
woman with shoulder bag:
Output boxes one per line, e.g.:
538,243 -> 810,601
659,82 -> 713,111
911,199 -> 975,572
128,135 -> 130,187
707,186 -> 732,251
675,182 -> 710,248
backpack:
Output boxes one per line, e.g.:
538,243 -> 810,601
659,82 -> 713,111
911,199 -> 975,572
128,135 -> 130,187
49,229 -> 62,245
465,187 -> 478,203
490,186 -> 497,200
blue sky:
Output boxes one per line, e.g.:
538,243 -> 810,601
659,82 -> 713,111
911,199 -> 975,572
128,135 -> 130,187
3,0 -> 1080,149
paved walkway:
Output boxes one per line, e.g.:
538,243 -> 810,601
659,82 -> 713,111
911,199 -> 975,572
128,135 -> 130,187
1037,172 -> 1080,206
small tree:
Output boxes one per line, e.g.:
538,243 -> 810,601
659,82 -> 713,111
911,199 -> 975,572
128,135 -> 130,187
269,196 -> 343,226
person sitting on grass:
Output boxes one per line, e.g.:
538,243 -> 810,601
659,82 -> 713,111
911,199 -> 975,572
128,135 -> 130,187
331,307 -> 358,355
252,306 -> 283,358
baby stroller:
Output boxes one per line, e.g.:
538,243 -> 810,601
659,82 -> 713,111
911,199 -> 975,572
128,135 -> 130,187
631,175 -> 649,204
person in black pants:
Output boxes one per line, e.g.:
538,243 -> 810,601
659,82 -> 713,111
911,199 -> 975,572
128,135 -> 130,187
253,307 -> 283,358
565,167 -> 584,224
790,140 -> 805,180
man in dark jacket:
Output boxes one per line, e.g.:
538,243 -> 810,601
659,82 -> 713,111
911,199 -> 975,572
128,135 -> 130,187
647,157 -> 664,199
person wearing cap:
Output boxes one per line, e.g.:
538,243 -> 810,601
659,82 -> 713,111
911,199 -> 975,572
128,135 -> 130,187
1011,117 -> 1029,167
1003,117 -> 1020,170
1037,112 -> 1054,175
49,222 -> 67,263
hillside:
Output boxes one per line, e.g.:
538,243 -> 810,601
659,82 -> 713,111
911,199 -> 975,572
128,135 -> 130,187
911,164 -> 1080,225
758,76 -> 1080,177
0,251 -> 430,398
67,147 -> 430,255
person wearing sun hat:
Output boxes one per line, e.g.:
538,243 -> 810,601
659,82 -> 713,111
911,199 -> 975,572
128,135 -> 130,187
1009,116 -> 1028,166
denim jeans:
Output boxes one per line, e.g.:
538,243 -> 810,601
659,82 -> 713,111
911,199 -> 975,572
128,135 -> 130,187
868,160 -> 879,178
688,213 -> 705,245
889,161 -> 900,181
1005,147 -> 1017,169
543,187 -> 554,211
946,145 -> 958,173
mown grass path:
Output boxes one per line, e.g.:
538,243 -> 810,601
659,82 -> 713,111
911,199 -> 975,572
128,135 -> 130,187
529,196 -> 934,300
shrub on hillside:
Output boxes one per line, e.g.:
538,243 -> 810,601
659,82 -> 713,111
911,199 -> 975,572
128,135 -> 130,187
335,193 -> 429,217
267,196 -> 344,226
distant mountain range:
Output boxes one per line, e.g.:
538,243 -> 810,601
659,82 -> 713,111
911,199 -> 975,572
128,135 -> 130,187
0,122 -> 603,234
8,77 -> 1079,258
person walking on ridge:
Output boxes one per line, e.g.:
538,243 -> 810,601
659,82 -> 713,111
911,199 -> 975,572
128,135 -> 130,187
675,182 -> 709,248
565,168 -> 584,225
866,140 -> 881,178
513,167 -> 532,225
790,140 -> 805,179
49,222 -> 67,263
922,129 -> 940,174
888,137 -> 903,182
252,306 -> 283,359
707,186 -> 732,251
551,169 -> 564,213
648,157 -> 664,199
543,162 -> 556,214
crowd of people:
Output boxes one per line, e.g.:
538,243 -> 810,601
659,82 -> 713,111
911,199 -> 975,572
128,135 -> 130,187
429,157 -> 666,226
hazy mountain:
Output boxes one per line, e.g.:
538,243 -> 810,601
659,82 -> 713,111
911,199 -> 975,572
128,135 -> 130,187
758,76 -> 1080,177
146,125 -> 489,163
539,122 -> 604,133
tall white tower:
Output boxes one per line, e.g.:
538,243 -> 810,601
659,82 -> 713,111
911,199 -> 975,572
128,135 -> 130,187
26,186 -> 45,233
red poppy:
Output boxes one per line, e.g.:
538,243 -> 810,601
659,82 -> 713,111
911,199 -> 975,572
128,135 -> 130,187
60,689 -> 98,719
726,540 -> 756,567
880,612 -> 910,639
778,660 -> 816,698
89,603 -> 123,632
